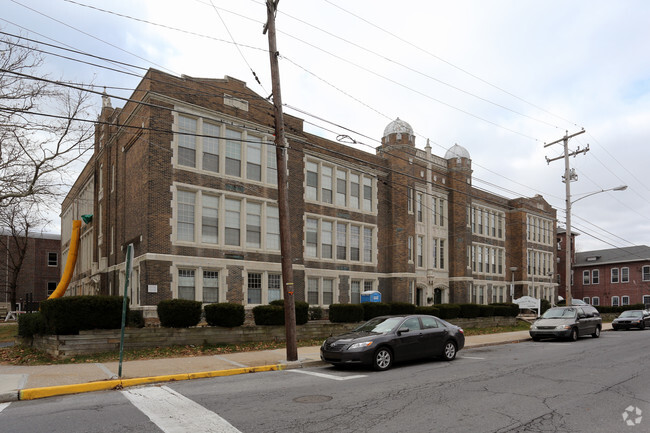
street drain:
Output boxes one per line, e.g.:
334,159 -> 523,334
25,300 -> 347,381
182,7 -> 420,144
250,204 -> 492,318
293,395 -> 333,404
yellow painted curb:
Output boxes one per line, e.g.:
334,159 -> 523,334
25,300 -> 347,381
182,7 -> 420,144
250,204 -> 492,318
19,364 -> 285,401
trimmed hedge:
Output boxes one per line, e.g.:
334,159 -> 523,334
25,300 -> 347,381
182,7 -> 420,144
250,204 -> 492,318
204,303 -> 245,327
489,303 -> 520,317
18,312 -> 47,338
436,304 -> 461,320
361,302 -> 391,320
459,303 -> 480,318
388,302 -> 416,315
414,306 -> 440,317
40,295 -> 126,335
596,303 -> 645,315
127,309 -> 145,328
253,305 -> 284,325
478,305 -> 495,318
268,300 -> 310,325
309,306 -> 323,320
329,304 -> 364,323
157,299 -> 202,328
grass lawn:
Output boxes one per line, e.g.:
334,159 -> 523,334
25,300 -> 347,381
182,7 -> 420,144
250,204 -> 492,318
0,323 -> 17,343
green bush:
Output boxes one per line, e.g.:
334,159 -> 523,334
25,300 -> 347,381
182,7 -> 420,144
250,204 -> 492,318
478,305 -> 495,317
459,303 -> 480,318
492,305 -> 513,317
127,309 -> 145,328
329,304 -> 364,323
157,299 -> 202,328
18,312 -> 47,337
414,306 -> 440,317
388,302 -> 416,315
540,299 -> 551,315
253,305 -> 284,325
40,296 -> 126,335
436,304 -> 461,320
361,302 -> 391,320
204,303 -> 245,327
268,300 -> 309,325
309,306 -> 323,320
489,303 -> 520,317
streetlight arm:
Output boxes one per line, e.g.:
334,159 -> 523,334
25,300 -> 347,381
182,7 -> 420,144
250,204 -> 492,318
571,185 -> 627,205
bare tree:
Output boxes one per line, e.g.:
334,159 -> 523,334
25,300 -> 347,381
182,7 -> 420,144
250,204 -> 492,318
0,32 -> 95,208
0,198 -> 47,310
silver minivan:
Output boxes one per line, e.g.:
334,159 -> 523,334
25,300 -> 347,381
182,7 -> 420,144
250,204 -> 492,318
529,306 -> 602,341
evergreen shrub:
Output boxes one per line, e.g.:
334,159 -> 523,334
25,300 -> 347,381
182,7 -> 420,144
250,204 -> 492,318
18,312 -> 47,337
253,305 -> 284,325
459,303 -> 480,318
414,306 -> 440,317
157,299 -> 202,328
436,304 -> 461,320
361,302 -> 391,320
329,304 -> 364,323
40,295 -> 125,335
388,302 -> 416,315
204,303 -> 245,327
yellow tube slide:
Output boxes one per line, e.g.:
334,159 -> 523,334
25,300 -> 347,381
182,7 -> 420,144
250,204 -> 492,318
48,219 -> 81,299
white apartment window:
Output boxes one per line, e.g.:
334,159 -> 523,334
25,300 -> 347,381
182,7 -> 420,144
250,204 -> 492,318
266,146 -> 277,185
202,121 -> 220,173
611,268 -> 619,283
178,191 -> 196,242
247,271 -> 282,305
408,236 -> 413,262
350,225 -> 360,261
583,297 -> 590,304
178,269 -> 195,300
440,240 -> 445,270
178,115 -> 197,167
202,195 -> 219,244
351,280 -> 361,304
417,236 -> 424,267
225,128 -> 242,177
307,277 -> 335,306
322,221 -> 333,259
363,177 -> 372,211
611,296 -> 619,307
622,296 -> 630,306
416,193 -> 423,222
225,198 -> 241,246
307,277 -> 319,305
350,173 -> 360,209
306,218 -> 318,258
202,271 -> 219,303
268,273 -> 282,302
336,171 -> 347,206
621,267 -> 629,283
583,270 -> 590,285
337,223 -> 347,260
592,269 -> 599,284
323,279 -> 333,305
246,202 -> 262,248
643,295 -> 650,306
266,206 -> 280,250
363,227 -> 372,262
592,297 -> 599,306
247,136 -> 262,181
321,166 -> 333,204
47,252 -> 58,267
305,217 -> 374,263
306,161 -> 318,201
248,273 -> 262,304
643,266 -> 650,282
407,187 -> 414,213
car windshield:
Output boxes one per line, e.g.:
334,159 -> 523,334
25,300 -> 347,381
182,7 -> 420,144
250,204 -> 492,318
619,310 -> 642,318
542,308 -> 577,319
354,317 -> 403,334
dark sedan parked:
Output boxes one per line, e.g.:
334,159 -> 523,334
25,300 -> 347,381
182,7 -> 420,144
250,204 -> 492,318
612,310 -> 650,330
320,315 -> 465,371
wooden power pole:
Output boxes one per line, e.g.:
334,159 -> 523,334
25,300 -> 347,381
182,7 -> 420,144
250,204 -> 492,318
264,0 -> 297,361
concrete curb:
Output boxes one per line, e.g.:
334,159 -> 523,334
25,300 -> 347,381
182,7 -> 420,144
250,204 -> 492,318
18,364 -> 285,401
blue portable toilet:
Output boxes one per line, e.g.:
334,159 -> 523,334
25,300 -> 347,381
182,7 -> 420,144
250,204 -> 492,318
360,290 -> 381,303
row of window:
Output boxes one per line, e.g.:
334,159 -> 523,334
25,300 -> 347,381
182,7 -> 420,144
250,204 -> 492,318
305,217 -> 375,263
469,244 -> 504,275
410,236 -> 446,269
527,249 -> 554,278
469,206 -> 505,240
305,160 -> 374,212
407,189 -> 447,227
176,114 -> 278,185
583,295 -> 650,307
527,215 -> 554,246
175,268 -> 375,307
176,189 -> 280,250
469,285 -> 507,304
581,266 -> 650,285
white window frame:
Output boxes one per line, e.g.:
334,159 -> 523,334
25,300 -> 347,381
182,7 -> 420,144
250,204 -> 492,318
611,268 -> 619,283
611,296 -> 619,307
592,297 -> 600,306
244,270 -> 283,306
621,267 -> 629,283
306,276 -> 337,307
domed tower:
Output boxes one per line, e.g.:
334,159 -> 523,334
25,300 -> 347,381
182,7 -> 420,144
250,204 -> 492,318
380,117 -> 415,149
445,143 -> 474,303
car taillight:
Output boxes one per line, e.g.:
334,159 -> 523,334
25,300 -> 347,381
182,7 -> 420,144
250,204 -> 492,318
459,328 -> 464,334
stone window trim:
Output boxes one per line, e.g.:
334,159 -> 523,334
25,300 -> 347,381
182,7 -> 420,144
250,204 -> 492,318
171,264 -> 227,304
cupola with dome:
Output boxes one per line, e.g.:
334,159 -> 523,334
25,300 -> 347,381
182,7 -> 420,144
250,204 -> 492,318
381,117 -> 415,147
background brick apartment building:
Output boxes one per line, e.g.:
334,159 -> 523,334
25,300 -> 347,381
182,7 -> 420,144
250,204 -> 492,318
60,69 -> 557,316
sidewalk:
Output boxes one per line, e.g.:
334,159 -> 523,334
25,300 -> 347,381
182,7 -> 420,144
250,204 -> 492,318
0,324 -> 612,403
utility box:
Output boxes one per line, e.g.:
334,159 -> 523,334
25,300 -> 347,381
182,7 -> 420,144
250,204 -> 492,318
360,291 -> 382,303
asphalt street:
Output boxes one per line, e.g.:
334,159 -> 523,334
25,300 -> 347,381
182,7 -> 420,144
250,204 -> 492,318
1,330 -> 649,433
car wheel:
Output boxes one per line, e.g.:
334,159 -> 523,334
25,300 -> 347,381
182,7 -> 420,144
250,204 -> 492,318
373,347 -> 393,371
592,326 -> 601,338
442,341 -> 457,361
569,328 -> 578,341
640,322 -> 646,330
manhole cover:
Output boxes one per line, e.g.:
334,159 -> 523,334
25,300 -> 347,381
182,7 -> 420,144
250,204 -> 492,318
293,395 -> 333,404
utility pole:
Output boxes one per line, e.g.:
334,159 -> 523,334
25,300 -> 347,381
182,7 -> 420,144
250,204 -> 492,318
544,129 -> 588,307
264,0 -> 297,361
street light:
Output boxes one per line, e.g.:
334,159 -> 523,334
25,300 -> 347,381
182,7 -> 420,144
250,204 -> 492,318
564,185 -> 627,305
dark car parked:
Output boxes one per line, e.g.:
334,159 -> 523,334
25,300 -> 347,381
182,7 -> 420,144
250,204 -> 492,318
612,310 -> 650,330
529,305 -> 602,341
320,315 -> 465,371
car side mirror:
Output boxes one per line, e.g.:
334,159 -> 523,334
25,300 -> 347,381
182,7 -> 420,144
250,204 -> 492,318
398,327 -> 410,335
578,314 -> 586,319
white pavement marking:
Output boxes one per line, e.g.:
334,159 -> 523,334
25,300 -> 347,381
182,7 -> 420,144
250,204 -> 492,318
460,356 -> 485,360
96,363 -> 117,379
0,402 -> 10,413
122,386 -> 241,433
213,355 -> 247,368
288,369 -> 367,381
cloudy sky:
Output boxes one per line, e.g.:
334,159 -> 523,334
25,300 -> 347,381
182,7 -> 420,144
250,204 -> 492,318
3,0 -> 649,252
